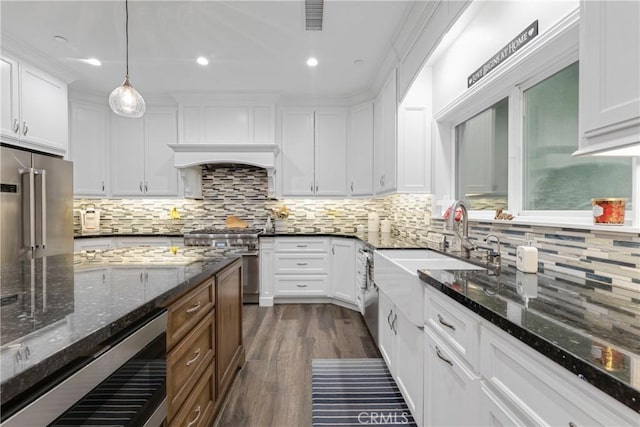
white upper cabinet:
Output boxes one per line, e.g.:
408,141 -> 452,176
144,108 -> 179,196
70,101 -> 109,196
348,102 -> 374,196
1,54 -> 68,155
577,0 -> 640,155
110,108 -> 178,197
176,95 -> 275,145
374,69 -> 397,194
281,107 -> 348,197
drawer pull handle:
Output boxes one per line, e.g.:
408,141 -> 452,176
387,309 -> 393,329
569,423 -> 577,427
186,301 -> 201,314
296,245 -> 308,248
296,284 -> 308,288
296,262 -> 308,266
187,405 -> 201,427
435,346 -> 453,366
186,348 -> 201,367
438,314 -> 456,331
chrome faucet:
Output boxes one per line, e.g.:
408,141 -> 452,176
445,200 -> 476,257
484,234 -> 502,273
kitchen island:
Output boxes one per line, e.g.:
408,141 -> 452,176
0,246 -> 244,426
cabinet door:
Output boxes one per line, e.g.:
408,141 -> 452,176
20,63 -> 68,153
349,103 -> 374,195
110,113 -> 145,196
424,327 -> 478,427
394,309 -> 423,426
382,69 -> 397,192
398,106 -> 431,193
330,239 -> 356,304
579,0 -> 640,153
281,109 -> 314,196
314,109 -> 347,196
1,56 -> 19,139
144,108 -> 178,196
203,106 -> 250,143
373,94 -> 385,193
70,101 -> 108,196
378,290 -> 395,370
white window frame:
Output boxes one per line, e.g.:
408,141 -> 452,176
432,7 -> 637,231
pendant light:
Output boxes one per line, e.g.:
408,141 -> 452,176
109,0 -> 146,118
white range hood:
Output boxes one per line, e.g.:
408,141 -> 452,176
169,143 -> 280,198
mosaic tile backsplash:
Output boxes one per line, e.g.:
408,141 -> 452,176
74,165 -> 639,294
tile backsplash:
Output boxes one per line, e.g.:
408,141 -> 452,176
74,165 -> 638,293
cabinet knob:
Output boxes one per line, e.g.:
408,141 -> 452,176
568,423 -> 578,427
101,181 -> 105,192
187,406 -> 201,427
310,183 -> 313,192
351,182 -> 354,192
13,119 -> 19,134
139,182 -> 143,192
437,314 -> 456,330
185,348 -> 201,367
22,122 -> 28,136
315,184 -> 318,192
296,284 -> 308,288
144,182 -> 148,192
186,301 -> 202,314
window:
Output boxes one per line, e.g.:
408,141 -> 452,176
523,62 -> 632,210
455,98 -> 509,210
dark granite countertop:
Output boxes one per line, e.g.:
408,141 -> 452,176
260,231 -> 425,250
74,233 -> 184,239
0,247 -> 238,407
417,264 -> 640,412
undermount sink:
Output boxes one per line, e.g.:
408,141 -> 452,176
375,249 -> 484,276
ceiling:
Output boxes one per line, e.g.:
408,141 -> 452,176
1,1 -> 414,100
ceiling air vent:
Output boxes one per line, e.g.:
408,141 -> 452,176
305,0 -> 324,31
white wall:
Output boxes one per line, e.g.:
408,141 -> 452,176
432,0 -> 578,115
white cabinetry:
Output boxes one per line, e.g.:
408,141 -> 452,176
329,238 -> 357,305
479,322 -> 636,427
424,327 -> 478,427
110,108 -> 178,197
178,103 -> 274,145
281,108 -> 348,197
577,0 -> 640,155
74,238 -> 114,252
70,101 -> 109,196
378,289 -> 423,426
373,69 -> 397,194
348,102 -> 374,196
0,54 -> 68,155
272,237 -> 330,297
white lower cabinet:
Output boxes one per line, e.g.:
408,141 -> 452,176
329,238 -> 357,305
378,289 -> 424,426
424,326 -> 478,427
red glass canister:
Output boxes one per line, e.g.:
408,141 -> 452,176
592,198 -> 626,225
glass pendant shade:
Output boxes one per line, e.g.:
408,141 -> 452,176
109,76 -> 146,118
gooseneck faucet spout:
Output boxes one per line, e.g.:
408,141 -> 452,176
445,200 -> 476,256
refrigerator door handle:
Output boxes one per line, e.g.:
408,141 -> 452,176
35,169 -> 47,250
19,167 -> 36,255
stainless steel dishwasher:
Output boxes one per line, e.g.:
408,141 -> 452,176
360,247 -> 379,345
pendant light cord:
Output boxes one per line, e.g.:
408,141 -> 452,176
125,0 -> 129,77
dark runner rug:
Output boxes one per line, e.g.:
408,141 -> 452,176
312,358 -> 417,426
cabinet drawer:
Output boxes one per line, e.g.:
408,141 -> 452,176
274,275 -> 328,296
167,314 -> 215,420
274,254 -> 329,274
168,363 -> 216,427
424,287 -> 480,370
166,278 -> 215,349
274,238 -> 329,253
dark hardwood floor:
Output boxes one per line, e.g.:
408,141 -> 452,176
214,303 -> 380,427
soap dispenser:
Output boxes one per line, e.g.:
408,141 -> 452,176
516,233 -> 538,273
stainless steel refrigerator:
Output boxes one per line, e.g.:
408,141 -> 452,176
1,145 -> 73,263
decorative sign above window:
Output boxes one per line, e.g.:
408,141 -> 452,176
467,20 -> 539,88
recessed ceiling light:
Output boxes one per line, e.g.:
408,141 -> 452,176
306,57 -> 318,67
53,35 -> 68,44
196,56 -> 209,66
85,58 -> 102,67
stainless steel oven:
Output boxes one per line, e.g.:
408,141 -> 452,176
184,228 -> 261,303
1,310 -> 167,427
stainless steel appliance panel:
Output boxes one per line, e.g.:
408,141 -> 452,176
1,146 -> 32,262
0,146 -> 73,263
242,251 -> 259,303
